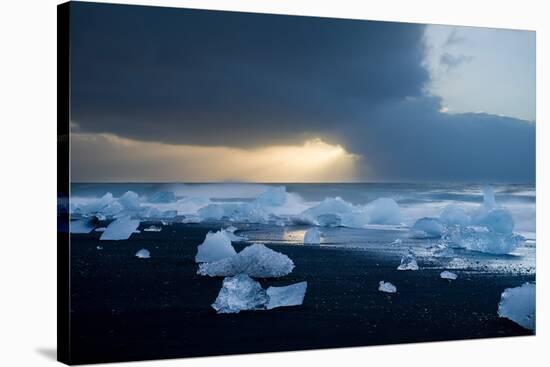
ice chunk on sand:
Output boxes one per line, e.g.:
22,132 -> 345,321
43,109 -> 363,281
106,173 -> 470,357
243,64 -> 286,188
498,282 -> 535,331
70,218 -> 97,234
195,230 -> 237,263
478,209 -> 514,234
303,228 -> 321,245
440,271 -> 457,280
100,216 -> 140,241
135,248 -> 150,259
81,193 -> 115,214
211,274 -> 269,314
255,186 -> 287,207
198,243 -> 294,278
149,191 -> 176,203
363,197 -> 402,225
266,282 -> 308,310
449,226 -> 524,255
378,281 -> 397,293
397,251 -> 419,271
410,217 -> 445,238
198,202 -> 269,223
440,205 -> 470,227
118,191 -> 140,210
143,225 -> 162,232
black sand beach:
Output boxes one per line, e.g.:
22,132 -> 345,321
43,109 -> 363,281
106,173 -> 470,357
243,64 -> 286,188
69,223 -> 533,365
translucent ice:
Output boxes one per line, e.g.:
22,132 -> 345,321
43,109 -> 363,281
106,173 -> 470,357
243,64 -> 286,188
478,209 -> 515,234
198,202 -> 269,223
378,281 -> 397,293
195,230 -> 237,263
483,185 -> 496,209
363,197 -> 401,225
397,251 -> 419,271
302,197 -> 355,219
94,227 -> 107,232
100,216 -> 140,241
118,191 -> 140,211
81,193 -> 115,214
198,243 -> 294,278
440,271 -> 457,280
255,186 -> 287,207
303,228 -> 321,245
223,226 -> 248,242
143,225 -> 162,232
498,282 -> 535,331
440,205 -> 470,227
149,191 -> 176,203
135,248 -> 150,258
211,274 -> 269,314
70,218 -> 96,234
266,282 -> 308,310
411,217 -> 445,238
316,213 -> 341,227
448,226 -> 524,254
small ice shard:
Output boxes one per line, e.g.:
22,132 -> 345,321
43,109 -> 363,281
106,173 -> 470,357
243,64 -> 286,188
497,283 -> 536,331
149,191 -> 177,203
96,245 -> 103,250
255,186 -> 287,207
195,230 -> 237,263
70,218 -> 96,234
100,216 -> 140,241
397,251 -> 419,271
440,271 -> 457,280
143,225 -> 162,232
211,274 -> 268,314
378,281 -> 397,293
478,209 -> 514,234
440,205 -> 470,227
266,282 -> 307,310
198,243 -> 294,278
303,227 -> 321,245
94,227 -> 107,232
135,248 -> 150,259
410,217 -> 445,238
118,191 -> 140,210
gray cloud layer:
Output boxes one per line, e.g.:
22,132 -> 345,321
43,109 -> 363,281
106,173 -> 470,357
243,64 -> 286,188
70,2 -> 535,183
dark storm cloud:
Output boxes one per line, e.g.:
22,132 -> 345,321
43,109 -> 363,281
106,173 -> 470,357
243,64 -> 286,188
69,2 -> 535,182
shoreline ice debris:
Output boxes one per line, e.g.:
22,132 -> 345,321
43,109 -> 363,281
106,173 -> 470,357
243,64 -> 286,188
266,282 -> 308,310
303,228 -> 321,245
223,226 -> 248,242
397,250 -> 419,271
498,282 -> 535,331
440,205 -> 470,227
211,274 -> 307,314
100,216 -> 140,240
440,271 -> 457,280
135,248 -> 151,259
301,196 -> 401,228
70,218 -> 97,234
143,225 -> 162,232
195,230 -> 237,263
118,191 -> 140,211
378,281 -> 397,293
410,217 -> 445,239
212,274 -> 268,314
198,243 -> 294,278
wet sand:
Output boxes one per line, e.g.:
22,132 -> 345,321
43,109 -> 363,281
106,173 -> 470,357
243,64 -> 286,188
69,223 -> 533,364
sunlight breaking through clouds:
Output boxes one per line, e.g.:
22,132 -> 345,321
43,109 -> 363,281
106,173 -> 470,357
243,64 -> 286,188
71,133 -> 359,182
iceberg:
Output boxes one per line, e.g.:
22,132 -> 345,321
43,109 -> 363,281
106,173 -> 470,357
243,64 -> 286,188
118,191 -> 141,211
149,191 -> 176,203
143,225 -> 162,232
498,282 -> 535,331
440,271 -> 457,280
448,226 -> 524,255
195,230 -> 237,263
303,228 -> 321,245
397,250 -> 419,271
198,243 -> 294,278
440,205 -> 470,227
266,282 -> 308,310
100,216 -> 140,241
378,281 -> 397,293
410,217 -> 445,238
135,248 -> 151,259
255,186 -> 287,207
211,274 -> 269,314
70,218 -> 97,234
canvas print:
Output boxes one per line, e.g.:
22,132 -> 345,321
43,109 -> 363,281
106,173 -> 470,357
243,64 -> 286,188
58,1 -> 536,365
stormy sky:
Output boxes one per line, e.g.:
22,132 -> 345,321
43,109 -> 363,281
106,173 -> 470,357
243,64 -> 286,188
69,2 -> 535,183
